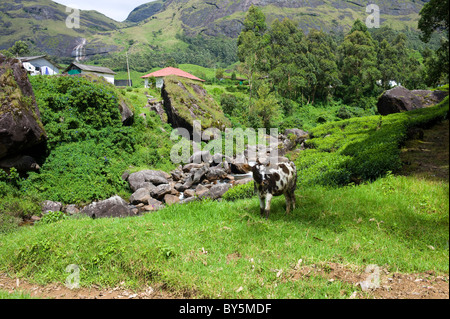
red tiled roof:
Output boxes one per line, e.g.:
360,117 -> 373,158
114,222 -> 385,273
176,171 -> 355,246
141,67 -> 205,82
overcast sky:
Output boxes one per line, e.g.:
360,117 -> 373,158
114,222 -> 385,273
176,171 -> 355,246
53,0 -> 155,22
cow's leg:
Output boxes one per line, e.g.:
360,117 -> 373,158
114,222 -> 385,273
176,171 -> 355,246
289,188 -> 296,212
264,193 -> 273,219
284,189 -> 295,215
284,192 -> 291,215
259,195 -> 266,217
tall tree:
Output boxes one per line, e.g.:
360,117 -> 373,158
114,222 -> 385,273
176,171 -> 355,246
418,0 -> 449,84
266,18 -> 310,102
338,20 -> 381,104
306,29 -> 340,103
237,5 -> 269,105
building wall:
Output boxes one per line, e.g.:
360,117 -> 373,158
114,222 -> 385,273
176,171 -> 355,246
144,77 -> 164,89
27,58 -> 59,75
81,71 -> 115,84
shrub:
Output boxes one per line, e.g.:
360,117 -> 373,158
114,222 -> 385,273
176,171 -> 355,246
222,182 -> 255,201
36,211 -> 69,225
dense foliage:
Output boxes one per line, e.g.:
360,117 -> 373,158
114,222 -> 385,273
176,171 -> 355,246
0,75 -> 176,231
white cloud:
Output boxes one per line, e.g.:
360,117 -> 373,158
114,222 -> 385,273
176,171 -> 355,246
53,0 -> 155,22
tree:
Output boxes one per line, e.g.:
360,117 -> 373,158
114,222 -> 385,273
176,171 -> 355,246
215,68 -> 224,80
237,5 -> 269,105
251,82 -> 280,128
1,41 -> 30,58
306,29 -> 340,103
338,20 -> 381,104
418,0 -> 449,84
266,18 -> 310,102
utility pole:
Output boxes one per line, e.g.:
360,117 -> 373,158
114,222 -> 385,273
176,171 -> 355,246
126,51 -> 131,87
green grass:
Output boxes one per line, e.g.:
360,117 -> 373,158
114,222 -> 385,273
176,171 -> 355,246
0,174 -> 447,298
0,289 -> 38,299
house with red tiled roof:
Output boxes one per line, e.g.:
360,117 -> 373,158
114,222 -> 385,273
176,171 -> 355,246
141,67 -> 205,89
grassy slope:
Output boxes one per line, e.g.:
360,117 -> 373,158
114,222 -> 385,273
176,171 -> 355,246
0,98 -> 448,299
0,174 -> 447,298
0,0 -> 123,47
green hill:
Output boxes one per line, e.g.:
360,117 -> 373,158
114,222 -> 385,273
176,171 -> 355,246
0,0 -> 124,58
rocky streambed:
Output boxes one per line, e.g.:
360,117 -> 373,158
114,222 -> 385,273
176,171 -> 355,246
31,128 -> 308,221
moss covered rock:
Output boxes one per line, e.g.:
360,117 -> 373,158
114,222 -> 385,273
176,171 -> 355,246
0,54 -> 47,160
161,75 -> 230,139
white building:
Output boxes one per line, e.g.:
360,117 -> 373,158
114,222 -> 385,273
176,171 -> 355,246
18,55 -> 60,75
64,62 -> 116,84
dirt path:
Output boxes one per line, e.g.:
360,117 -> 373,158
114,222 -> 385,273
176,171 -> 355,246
399,119 -> 449,181
0,273 -> 181,299
289,262 -> 449,299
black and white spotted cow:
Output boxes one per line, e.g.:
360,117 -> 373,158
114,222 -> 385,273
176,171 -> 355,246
251,160 -> 297,219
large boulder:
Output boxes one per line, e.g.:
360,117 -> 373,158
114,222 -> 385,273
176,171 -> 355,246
411,90 -> 448,108
377,86 -> 423,115
81,195 -> 134,218
118,98 -> 134,126
0,54 -> 47,160
128,170 -> 170,192
377,86 -> 448,115
0,155 -> 40,172
161,76 -> 230,140
41,200 -> 62,214
199,183 -> 232,200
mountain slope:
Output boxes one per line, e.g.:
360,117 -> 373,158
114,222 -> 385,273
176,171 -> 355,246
125,0 -> 428,38
0,0 -> 123,58
1,0 -> 429,62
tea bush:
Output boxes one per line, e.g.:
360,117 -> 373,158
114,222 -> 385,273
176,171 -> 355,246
296,96 -> 449,186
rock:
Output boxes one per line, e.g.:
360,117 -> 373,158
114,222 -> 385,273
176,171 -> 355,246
230,163 -> 252,174
377,86 -> 426,115
411,90 -> 448,108
183,189 -> 196,198
180,175 -> 194,191
82,195 -> 133,218
211,153 -> 224,164
195,184 -> 210,197
164,194 -> 180,206
149,102 -> 167,123
0,155 -> 40,172
161,77 -> 230,140
174,182 -> 185,192
233,177 -> 254,186
128,170 -> 170,191
129,188 -> 151,205
182,163 -> 204,172
192,165 -> 209,184
121,170 -> 130,181
64,204 -> 79,215
144,198 -> 165,211
30,215 -> 41,222
118,98 -> 134,126
190,151 -> 212,164
150,184 -> 172,199
200,183 -> 232,200
171,169 -> 183,181
284,128 -> 309,143
206,167 -> 228,181
0,54 -> 47,160
179,196 -> 198,205
41,200 -> 62,213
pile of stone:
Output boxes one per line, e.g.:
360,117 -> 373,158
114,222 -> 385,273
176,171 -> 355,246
37,128 -> 308,219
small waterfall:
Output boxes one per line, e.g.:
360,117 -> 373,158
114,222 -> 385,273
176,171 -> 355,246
73,38 -> 86,62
